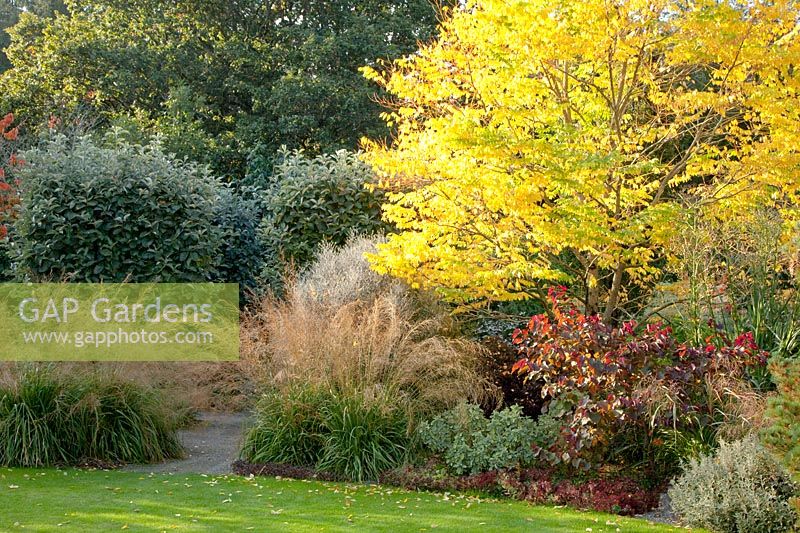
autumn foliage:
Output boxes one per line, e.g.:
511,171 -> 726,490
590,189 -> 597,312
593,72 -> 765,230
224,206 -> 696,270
381,465 -> 661,515
0,112 -> 21,238
512,287 -> 767,469
364,0 -> 800,318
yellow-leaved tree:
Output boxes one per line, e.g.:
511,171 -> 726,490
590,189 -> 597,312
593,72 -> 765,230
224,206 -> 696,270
362,0 -> 800,319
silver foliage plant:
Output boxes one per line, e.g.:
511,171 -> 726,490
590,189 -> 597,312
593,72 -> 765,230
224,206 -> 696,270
669,435 -> 797,533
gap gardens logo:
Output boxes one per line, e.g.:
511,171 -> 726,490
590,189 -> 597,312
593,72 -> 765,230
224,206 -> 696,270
0,283 -> 239,361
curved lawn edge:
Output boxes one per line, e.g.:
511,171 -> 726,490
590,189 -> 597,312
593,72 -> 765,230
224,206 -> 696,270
0,468 -> 703,532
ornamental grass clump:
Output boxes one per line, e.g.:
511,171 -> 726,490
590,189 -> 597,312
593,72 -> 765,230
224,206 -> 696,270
0,366 -> 182,467
241,238 -> 488,481
242,237 -> 487,423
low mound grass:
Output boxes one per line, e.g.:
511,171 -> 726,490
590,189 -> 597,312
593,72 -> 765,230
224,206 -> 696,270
0,367 -> 182,466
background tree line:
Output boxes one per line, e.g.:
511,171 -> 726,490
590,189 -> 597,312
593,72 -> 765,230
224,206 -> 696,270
0,0 -> 446,179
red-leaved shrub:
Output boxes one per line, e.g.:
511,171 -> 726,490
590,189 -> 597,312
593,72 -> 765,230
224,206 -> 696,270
380,464 -> 660,515
552,477 -> 660,515
512,287 -> 767,470
0,113 -> 22,238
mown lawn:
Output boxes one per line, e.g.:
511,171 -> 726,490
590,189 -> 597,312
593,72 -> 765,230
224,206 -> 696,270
0,469 -> 696,532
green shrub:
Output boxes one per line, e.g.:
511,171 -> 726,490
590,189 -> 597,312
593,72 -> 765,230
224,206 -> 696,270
418,403 -> 559,475
0,367 -> 182,466
668,436 -> 797,533
0,235 -> 12,281
418,403 -> 487,459
16,135 -> 222,282
259,149 -> 386,289
213,185 -> 264,298
241,386 -> 410,482
666,209 -> 798,375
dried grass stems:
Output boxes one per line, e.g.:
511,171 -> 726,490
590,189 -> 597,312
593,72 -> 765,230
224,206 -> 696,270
241,235 -> 491,426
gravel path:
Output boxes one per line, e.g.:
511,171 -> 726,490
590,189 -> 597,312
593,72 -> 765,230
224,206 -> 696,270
637,493 -> 679,526
123,411 -> 251,475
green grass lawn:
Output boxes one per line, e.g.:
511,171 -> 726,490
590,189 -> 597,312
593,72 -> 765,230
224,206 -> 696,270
0,468 -> 697,532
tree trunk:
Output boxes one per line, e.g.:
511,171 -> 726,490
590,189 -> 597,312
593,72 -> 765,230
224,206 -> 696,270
587,266 -> 600,315
603,262 -> 624,323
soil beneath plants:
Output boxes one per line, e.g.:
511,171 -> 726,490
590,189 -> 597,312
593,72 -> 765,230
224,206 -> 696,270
231,460 -> 341,482
123,411 -> 252,475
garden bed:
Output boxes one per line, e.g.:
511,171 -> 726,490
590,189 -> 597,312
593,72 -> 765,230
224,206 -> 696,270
232,459 -> 662,517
